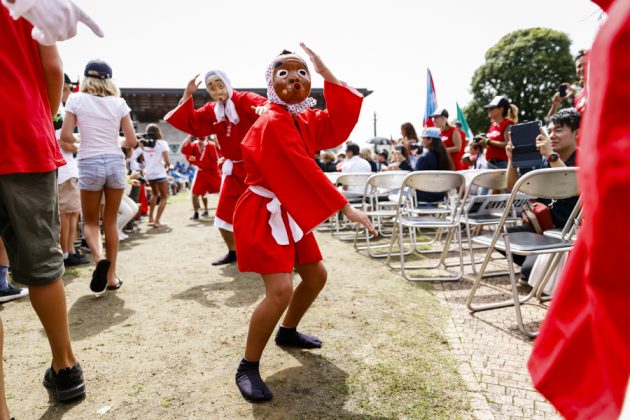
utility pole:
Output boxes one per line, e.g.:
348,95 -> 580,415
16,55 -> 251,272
373,112 -> 377,137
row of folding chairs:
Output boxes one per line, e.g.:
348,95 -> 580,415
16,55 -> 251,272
323,167 -> 580,338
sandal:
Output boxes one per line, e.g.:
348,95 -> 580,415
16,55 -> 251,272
106,278 -> 123,291
90,259 -> 110,294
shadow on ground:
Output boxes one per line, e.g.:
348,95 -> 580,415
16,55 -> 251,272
251,350 -> 391,420
67,294 -> 135,340
172,272 -> 262,308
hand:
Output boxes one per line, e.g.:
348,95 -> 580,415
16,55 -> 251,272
184,74 -> 201,98
300,42 -> 326,75
4,0 -> 104,45
342,204 -> 378,237
251,105 -> 268,116
551,92 -> 563,105
217,157 -> 225,165
535,128 -> 553,158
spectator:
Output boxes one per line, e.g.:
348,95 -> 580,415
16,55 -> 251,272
335,152 -> 346,171
320,151 -> 338,172
383,145 -> 413,171
359,147 -> 378,172
547,49 -> 589,119
504,108 -> 580,281
136,124 -> 171,228
313,150 -> 325,171
341,143 -> 371,173
463,141 -> 488,170
430,108 -> 465,170
55,73 -> 89,267
375,150 -> 389,171
399,122 -> 419,148
414,127 -> 455,204
479,95 -> 518,169
61,59 -> 137,293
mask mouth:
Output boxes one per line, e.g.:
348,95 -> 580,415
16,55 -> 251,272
293,82 -> 301,90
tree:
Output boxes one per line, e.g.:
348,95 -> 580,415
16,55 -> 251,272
465,28 -> 575,134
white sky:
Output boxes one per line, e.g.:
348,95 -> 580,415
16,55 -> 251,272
59,0 -> 603,144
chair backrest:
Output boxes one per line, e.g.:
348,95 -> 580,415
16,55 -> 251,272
470,169 -> 508,191
366,171 -> 409,190
336,173 -> 373,188
324,172 -> 342,185
464,193 -> 530,217
403,171 -> 465,194
514,167 -> 579,200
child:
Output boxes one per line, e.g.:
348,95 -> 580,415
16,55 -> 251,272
232,43 -> 376,402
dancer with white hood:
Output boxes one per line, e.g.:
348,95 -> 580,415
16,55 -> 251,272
165,70 -> 267,265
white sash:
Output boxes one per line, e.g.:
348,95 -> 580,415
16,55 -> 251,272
222,159 -> 243,176
248,185 -> 304,245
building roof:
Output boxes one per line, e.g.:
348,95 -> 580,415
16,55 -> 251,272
121,87 -> 372,122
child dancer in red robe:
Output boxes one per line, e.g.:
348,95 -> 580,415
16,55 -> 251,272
233,43 -> 377,402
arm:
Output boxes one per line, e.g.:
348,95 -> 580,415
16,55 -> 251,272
536,128 -> 567,168
180,74 -> 200,105
445,129 -> 462,153
60,111 -> 79,144
37,43 -> 62,116
300,42 -> 339,85
120,114 -> 138,149
59,139 -> 78,153
164,99 -> 217,139
505,142 -> 519,191
162,150 -> 170,170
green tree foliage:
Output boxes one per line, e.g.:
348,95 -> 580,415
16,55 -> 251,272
465,28 -> 575,134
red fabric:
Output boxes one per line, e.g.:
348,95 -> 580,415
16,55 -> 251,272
485,119 -> 513,161
182,140 -> 221,196
234,81 -> 361,274
441,126 -> 465,170
139,183 -> 148,215
0,9 -> 65,175
165,90 -> 267,225
574,50 -> 590,116
528,1 -> 630,418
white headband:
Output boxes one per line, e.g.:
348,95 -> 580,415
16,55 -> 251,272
265,56 -> 316,115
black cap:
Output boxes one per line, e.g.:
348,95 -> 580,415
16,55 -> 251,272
483,95 -> 510,109
430,108 -> 449,119
84,59 -> 112,80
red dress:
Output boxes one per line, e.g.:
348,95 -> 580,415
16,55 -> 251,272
528,0 -> 630,417
181,141 -> 221,196
234,81 -> 363,274
165,90 -> 267,228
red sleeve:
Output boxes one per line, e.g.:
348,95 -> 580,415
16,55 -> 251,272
164,98 -> 217,138
254,115 -> 348,233
311,81 -> 363,150
239,91 -> 268,119
180,142 -> 194,156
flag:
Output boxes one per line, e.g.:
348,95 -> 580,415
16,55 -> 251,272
422,68 -> 437,127
456,102 -> 473,139
74,75 -> 80,93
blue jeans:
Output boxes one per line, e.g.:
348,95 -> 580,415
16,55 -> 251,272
78,154 -> 126,191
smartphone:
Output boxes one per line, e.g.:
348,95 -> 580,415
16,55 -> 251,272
558,84 -> 567,98
510,121 -> 542,169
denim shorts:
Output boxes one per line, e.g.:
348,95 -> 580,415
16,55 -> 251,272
78,154 -> 126,191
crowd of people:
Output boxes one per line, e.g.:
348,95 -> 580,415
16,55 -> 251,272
0,0 -> 627,417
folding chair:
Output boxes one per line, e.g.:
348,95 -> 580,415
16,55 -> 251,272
465,167 -> 579,337
353,171 -> 408,256
386,171 -> 466,281
333,173 -> 373,240
317,172 -> 344,232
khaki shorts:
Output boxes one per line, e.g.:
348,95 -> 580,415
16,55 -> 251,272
58,177 -> 81,214
0,171 -> 64,286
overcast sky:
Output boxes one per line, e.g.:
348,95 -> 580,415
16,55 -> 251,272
58,0 -> 603,144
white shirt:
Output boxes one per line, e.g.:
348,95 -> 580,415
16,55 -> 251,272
55,103 -> 79,184
140,140 -> 168,180
64,92 -> 130,160
341,155 -> 371,173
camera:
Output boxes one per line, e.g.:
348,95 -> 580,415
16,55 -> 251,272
472,134 -> 487,144
136,132 -> 157,148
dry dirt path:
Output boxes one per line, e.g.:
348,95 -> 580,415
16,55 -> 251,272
4,195 -> 469,419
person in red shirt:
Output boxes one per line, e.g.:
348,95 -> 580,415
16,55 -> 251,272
0,0 -> 103,413
479,95 -> 519,169
232,44 -> 376,403
165,70 -> 268,265
430,108 -> 464,170
180,135 -> 221,220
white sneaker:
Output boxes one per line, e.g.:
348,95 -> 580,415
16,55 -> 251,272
0,284 -> 29,303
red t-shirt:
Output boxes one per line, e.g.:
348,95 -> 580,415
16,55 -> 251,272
441,126 -> 465,170
0,9 -> 65,175
485,119 -> 513,161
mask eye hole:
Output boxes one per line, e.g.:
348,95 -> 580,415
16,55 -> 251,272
276,69 -> 288,78
298,69 -> 308,77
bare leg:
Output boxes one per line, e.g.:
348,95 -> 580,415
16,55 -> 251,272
219,228 -> 236,252
0,318 -> 8,420
192,194 -> 200,213
282,261 -> 327,328
202,196 -> 208,211
68,212 -> 80,254
148,182 -> 159,224
0,240 -> 8,266
29,278 -> 77,372
102,188 -> 124,286
244,273 -> 293,362
80,190 -> 104,262
155,181 -> 169,225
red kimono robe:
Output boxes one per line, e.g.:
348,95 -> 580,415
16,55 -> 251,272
234,81 -> 363,274
165,90 -> 267,227
181,141 -> 221,196
528,0 -> 630,417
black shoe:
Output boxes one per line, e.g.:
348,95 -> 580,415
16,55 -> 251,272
201,210 -> 209,217
64,253 -> 89,267
190,212 -> 199,220
235,359 -> 273,402
275,326 -> 322,349
211,251 -> 237,266
43,363 -> 85,402
90,259 -> 110,294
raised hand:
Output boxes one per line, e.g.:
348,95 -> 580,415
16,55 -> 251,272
300,42 -> 339,84
184,74 -> 201,98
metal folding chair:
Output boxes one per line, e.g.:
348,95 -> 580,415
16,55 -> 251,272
333,173 -> 373,240
465,167 -> 579,337
386,171 -> 466,281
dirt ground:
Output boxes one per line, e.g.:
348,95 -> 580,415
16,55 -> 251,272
3,194 -> 469,419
